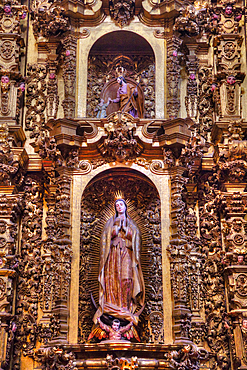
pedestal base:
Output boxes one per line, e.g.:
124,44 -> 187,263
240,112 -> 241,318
64,343 -> 179,370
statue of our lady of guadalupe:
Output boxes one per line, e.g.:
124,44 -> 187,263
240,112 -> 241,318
93,198 -> 145,326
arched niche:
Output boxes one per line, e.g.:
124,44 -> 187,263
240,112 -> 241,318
86,31 -> 155,119
77,168 -> 164,343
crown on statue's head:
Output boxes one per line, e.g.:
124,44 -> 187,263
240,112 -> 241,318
114,191 -> 125,201
116,66 -> 126,78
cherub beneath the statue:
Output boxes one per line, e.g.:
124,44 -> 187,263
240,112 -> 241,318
88,317 -> 140,342
95,98 -> 110,118
98,318 -> 132,340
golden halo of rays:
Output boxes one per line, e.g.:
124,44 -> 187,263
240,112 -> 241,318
87,195 -> 153,308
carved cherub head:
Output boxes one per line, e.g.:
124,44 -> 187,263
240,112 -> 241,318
1,76 -> 9,84
4,4 -> 11,14
112,319 -> 120,332
19,82 -> 25,92
227,75 -> 236,85
225,5 -> 233,16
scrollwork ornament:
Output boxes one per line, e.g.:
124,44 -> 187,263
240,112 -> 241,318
78,160 -> 92,174
149,160 -> 165,174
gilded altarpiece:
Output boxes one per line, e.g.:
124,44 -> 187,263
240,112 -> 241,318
1,0 -> 247,368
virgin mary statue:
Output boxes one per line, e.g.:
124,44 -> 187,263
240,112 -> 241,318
93,199 -> 145,325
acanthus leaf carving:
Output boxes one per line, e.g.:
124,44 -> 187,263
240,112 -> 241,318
31,2 -> 69,39
109,0 -> 135,28
98,111 -> 143,162
35,347 -> 77,370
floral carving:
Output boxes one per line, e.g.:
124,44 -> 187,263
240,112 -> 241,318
109,0 -> 135,27
198,66 -> 217,140
0,123 -> 19,185
14,175 -> 43,364
217,121 -> 247,183
25,64 -> 47,138
35,347 -> 77,370
170,345 -> 207,370
98,112 -> 142,161
31,3 -> 69,39
106,355 -> 137,370
173,6 -> 200,36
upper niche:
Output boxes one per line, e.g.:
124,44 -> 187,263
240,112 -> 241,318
87,31 -> 155,119
89,31 -> 154,55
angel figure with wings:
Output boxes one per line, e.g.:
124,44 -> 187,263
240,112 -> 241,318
88,318 -> 140,342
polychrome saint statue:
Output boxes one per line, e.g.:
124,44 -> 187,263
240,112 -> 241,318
108,76 -> 143,118
93,199 -> 145,327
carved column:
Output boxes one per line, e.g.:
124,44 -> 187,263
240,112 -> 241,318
215,119 -> 247,368
0,194 -> 20,369
185,46 -> 198,121
25,64 -> 47,138
62,35 -> 77,119
166,36 -> 182,119
0,0 -> 27,128
217,191 -> 247,368
38,185 -> 60,345
168,168 -> 192,344
183,185 -> 204,347
14,175 -> 43,366
46,42 -> 60,119
213,3 -> 245,120
49,169 -> 72,344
